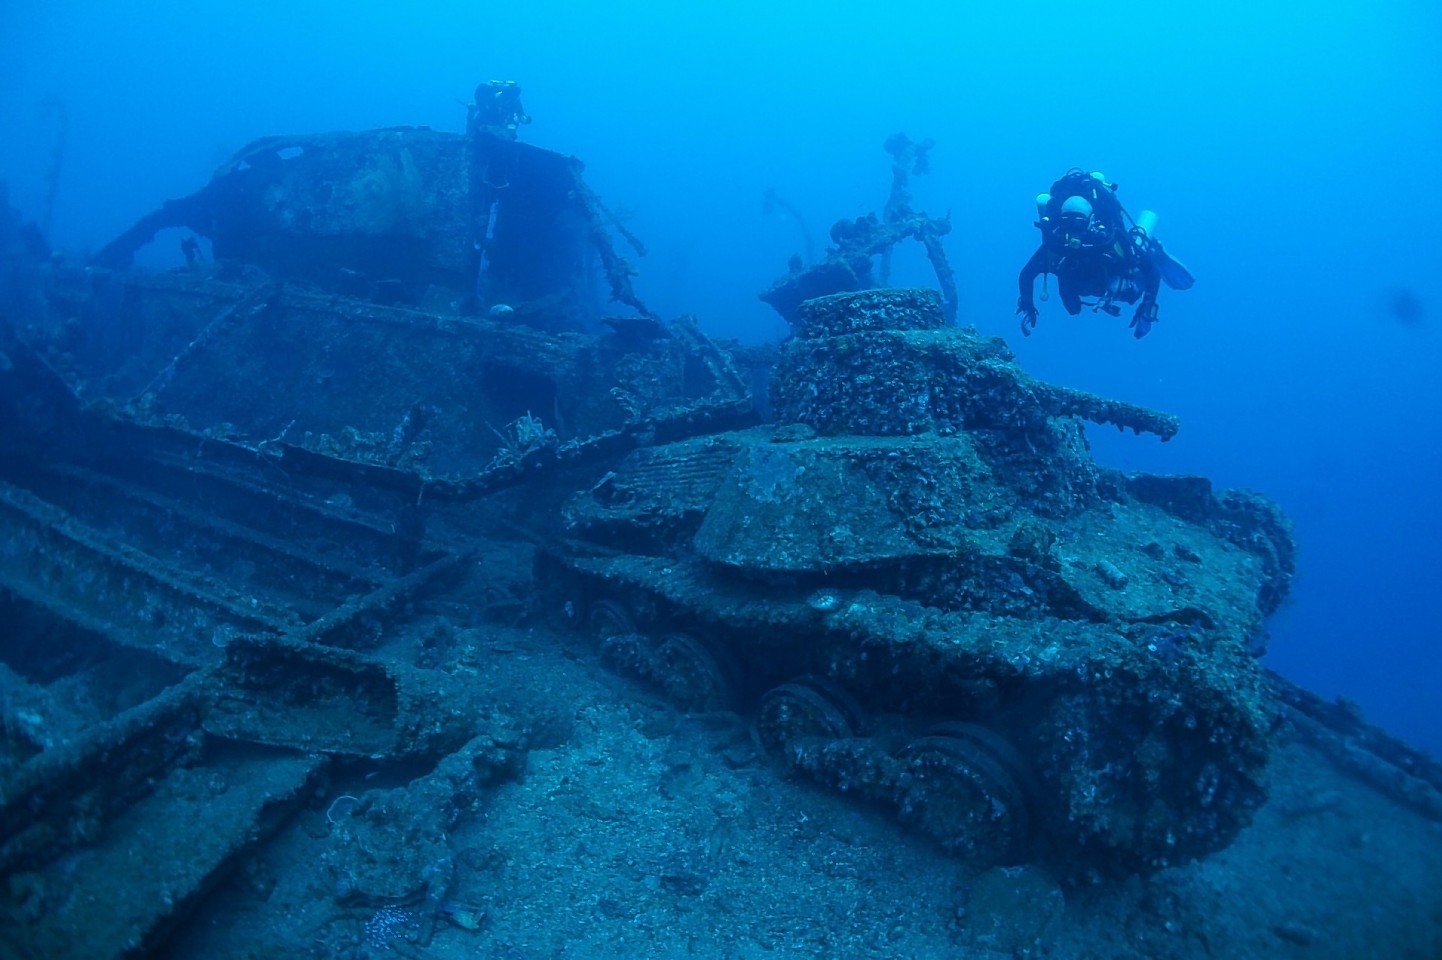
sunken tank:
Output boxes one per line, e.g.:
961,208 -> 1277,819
544,287 -> 1295,878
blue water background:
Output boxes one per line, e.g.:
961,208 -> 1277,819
2,1 -> 1439,754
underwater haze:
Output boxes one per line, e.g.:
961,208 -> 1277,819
2,0 -> 1439,761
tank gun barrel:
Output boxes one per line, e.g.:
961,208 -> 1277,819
772,287 -> 1179,441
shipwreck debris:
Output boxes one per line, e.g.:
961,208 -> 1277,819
1,88 -> 1440,960
96,124 -> 654,327
760,134 -> 960,324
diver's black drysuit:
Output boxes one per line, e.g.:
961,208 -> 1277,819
1017,170 -> 1163,339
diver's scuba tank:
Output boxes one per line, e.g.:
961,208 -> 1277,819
1034,193 -> 1051,227
1130,210 -> 1159,258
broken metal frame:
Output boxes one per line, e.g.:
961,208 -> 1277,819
0,442 -> 474,956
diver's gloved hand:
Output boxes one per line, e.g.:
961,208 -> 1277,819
1017,300 -> 1039,337
1130,301 -> 1159,339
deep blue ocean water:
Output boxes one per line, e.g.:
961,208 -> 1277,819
2,1 -> 1438,755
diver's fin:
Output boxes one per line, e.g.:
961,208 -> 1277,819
1153,244 -> 1195,291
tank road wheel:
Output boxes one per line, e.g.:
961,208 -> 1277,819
895,722 -> 1038,867
652,632 -> 736,712
582,598 -> 653,677
755,677 -> 867,761
585,599 -> 638,642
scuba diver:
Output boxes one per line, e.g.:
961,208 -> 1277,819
1016,169 -> 1194,339
468,80 -> 531,141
